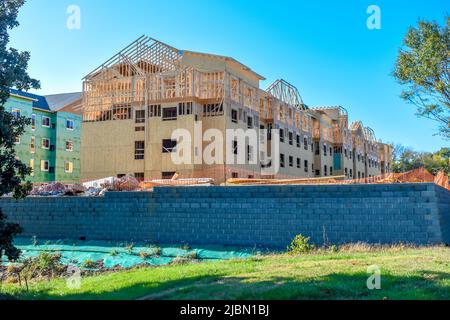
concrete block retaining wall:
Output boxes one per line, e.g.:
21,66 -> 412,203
0,183 -> 449,248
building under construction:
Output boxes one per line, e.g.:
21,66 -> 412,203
81,36 -> 392,183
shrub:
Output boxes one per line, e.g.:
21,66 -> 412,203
81,259 -> 103,269
185,251 -> 198,260
287,235 -> 315,254
32,252 -> 62,271
19,252 -> 66,289
171,256 -> 189,265
124,243 -> 134,254
181,244 -> 191,251
139,251 -> 151,259
329,245 -> 339,253
152,246 -> 162,257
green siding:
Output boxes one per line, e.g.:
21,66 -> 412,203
55,111 -> 82,183
5,95 -> 81,184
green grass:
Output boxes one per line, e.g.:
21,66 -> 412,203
1,246 -> 449,300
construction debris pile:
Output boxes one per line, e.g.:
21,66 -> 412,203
30,183 -> 87,197
348,167 -> 449,190
226,167 -> 450,191
18,167 -> 449,198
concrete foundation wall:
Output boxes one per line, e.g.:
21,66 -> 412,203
0,183 -> 448,248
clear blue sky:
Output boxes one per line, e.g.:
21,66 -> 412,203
9,0 -> 449,152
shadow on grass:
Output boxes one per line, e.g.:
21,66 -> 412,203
3,270 -> 450,300
0,293 -> 17,300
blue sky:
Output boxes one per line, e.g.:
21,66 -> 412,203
9,0 -> 449,152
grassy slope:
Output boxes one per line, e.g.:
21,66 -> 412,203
1,247 -> 449,300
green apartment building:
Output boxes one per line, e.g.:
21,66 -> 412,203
5,89 -> 82,184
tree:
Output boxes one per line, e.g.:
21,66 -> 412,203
0,0 -> 40,262
393,16 -> 450,139
0,211 -> 22,261
392,145 -> 450,177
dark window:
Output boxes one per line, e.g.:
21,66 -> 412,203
289,156 -> 293,167
247,116 -> 253,129
231,109 -> 238,123
329,147 -> 333,156
304,137 -> 308,150
324,165 -> 328,176
247,145 -> 254,162
112,104 -> 132,120
323,145 -> 327,156
42,116 -> 50,127
179,102 -> 193,115
66,119 -> 75,130
266,123 -> 272,141
315,142 -> 320,155
135,126 -> 145,132
11,109 -> 20,118
231,172 -> 239,178
203,103 -> 223,116
162,139 -> 177,153
315,169 -> 320,176
134,173 -> 144,181
330,167 -> 333,176
233,140 -> 238,155
162,172 -> 176,179
280,154 -> 285,168
304,160 -> 308,172
162,107 -> 177,121
296,135 -> 301,148
288,132 -> 293,145
41,138 -> 50,149
135,110 -> 145,123
297,158 -> 301,168
135,141 -> 145,160
279,129 -> 285,143
148,104 -> 161,117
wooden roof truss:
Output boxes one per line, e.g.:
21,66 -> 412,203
266,79 -> 307,111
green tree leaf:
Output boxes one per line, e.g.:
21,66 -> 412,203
393,16 -> 450,139
0,0 -> 40,262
